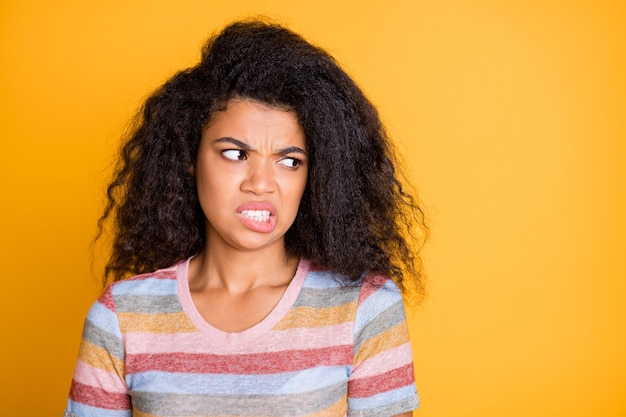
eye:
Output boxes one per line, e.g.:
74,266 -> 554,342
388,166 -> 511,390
222,149 -> 247,161
277,157 -> 302,168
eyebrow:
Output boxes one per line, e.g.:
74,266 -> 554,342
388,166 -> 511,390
214,137 -> 307,156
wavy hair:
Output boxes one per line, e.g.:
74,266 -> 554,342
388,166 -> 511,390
99,20 -> 428,297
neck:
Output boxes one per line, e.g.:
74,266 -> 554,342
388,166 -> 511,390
188,241 -> 298,293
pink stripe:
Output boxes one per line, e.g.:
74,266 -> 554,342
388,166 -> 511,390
353,342 -> 413,378
124,322 -> 354,355
72,360 -> 128,393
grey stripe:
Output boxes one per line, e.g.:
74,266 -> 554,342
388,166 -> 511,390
348,395 -> 419,417
354,301 -> 405,354
294,286 -> 360,308
132,381 -> 346,416
114,294 -> 181,314
82,319 -> 125,359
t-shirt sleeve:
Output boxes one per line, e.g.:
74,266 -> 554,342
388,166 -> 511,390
348,276 -> 419,417
64,284 -> 132,417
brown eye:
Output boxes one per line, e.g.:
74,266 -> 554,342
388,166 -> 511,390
222,149 -> 247,161
277,157 -> 301,168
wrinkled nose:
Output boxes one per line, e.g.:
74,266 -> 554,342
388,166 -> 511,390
241,159 -> 276,194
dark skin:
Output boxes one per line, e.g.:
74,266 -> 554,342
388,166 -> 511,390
188,99 -> 307,332
187,99 -> 413,417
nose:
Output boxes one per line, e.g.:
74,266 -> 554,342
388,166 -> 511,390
241,159 -> 276,195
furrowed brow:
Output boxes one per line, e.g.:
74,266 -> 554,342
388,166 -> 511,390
277,146 -> 307,156
214,137 -> 252,150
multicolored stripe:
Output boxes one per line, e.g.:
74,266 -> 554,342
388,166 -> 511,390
65,259 -> 418,417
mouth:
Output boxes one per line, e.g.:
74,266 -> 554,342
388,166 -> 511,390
240,209 -> 271,223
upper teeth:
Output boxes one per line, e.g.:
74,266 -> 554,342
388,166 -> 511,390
241,210 -> 270,222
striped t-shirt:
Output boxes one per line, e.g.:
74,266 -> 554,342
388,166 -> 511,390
64,258 -> 419,417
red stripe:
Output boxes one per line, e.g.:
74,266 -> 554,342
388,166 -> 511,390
125,270 -> 177,281
69,380 -> 131,410
358,274 -> 390,304
126,345 -> 353,375
349,363 -> 415,398
98,285 -> 116,311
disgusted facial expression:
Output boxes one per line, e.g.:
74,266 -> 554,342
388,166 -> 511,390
195,98 -> 308,255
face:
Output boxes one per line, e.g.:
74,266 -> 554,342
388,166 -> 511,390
195,98 -> 308,255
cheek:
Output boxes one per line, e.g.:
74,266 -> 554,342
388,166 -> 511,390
288,175 -> 308,208
196,160 -> 235,192
196,165 -> 227,208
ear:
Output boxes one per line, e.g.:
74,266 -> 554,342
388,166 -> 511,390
188,164 -> 195,177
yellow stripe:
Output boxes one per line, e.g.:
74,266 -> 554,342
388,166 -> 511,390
354,321 -> 409,367
78,340 -> 125,376
117,311 -> 196,333
274,302 -> 357,329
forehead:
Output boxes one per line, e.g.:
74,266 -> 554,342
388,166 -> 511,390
204,98 -> 305,147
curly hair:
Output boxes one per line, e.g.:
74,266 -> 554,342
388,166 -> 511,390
99,19 -> 428,296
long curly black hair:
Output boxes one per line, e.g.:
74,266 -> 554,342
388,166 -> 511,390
99,19 -> 428,296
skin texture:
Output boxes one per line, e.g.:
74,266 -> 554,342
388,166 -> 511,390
187,97 -> 413,417
188,98 -> 308,332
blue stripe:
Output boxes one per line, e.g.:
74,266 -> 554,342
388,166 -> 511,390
87,302 -> 122,338
353,280 -> 402,335
127,366 -> 348,395
275,366 -> 348,394
303,271 -> 352,289
66,400 -> 131,417
112,278 -> 177,296
348,385 -> 418,410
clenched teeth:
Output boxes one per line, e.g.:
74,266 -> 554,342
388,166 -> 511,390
241,210 -> 271,222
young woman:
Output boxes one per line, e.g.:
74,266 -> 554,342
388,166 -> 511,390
64,20 -> 427,417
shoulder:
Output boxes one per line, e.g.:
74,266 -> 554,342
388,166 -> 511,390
357,273 -> 404,311
105,265 -> 178,298
352,273 -> 407,340
92,263 -> 180,316
299,262 -> 403,310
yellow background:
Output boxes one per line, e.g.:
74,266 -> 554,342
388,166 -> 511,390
1,0 -> 624,415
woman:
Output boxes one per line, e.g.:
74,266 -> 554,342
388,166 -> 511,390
65,20 -> 427,417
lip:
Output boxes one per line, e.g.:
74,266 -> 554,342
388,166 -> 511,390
235,202 -> 277,233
